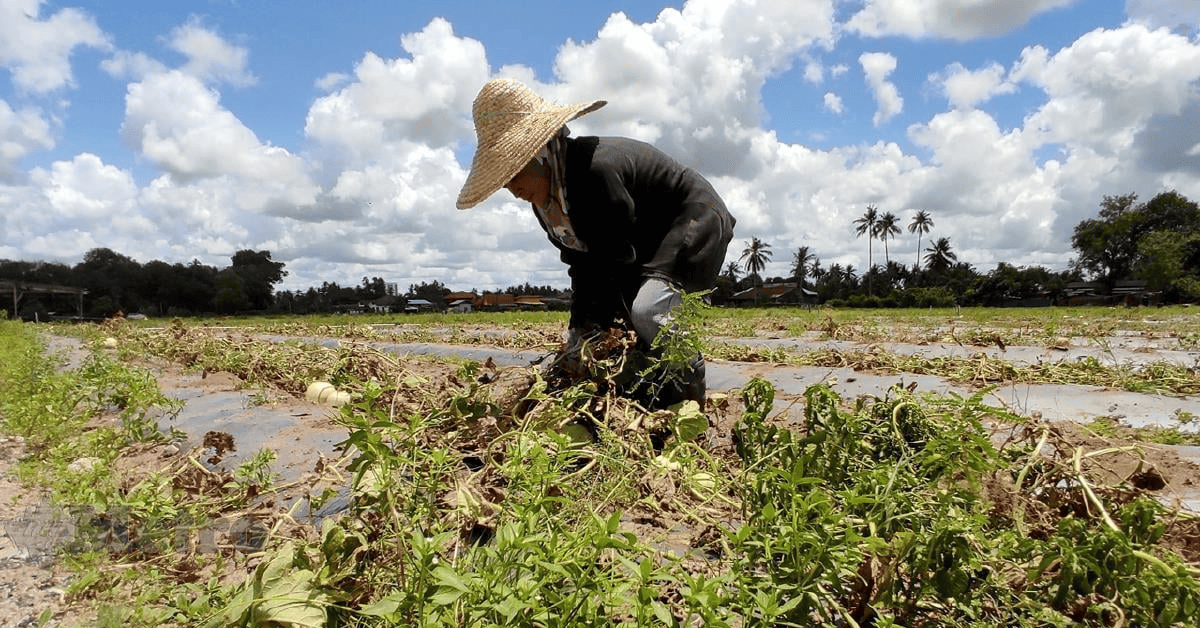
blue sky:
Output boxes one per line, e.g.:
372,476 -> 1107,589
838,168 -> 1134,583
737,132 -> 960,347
39,0 -> 677,177
3,0 -> 1199,293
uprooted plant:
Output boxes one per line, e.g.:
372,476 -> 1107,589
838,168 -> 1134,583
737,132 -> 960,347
4,313 -> 1200,627
191,366 -> 1200,627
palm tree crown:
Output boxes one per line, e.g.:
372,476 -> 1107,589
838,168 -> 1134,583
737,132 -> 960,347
791,246 -> 813,289
908,210 -> 933,270
853,205 -> 879,294
721,261 -> 741,283
739,238 -> 773,284
874,212 -> 901,266
924,237 -> 957,273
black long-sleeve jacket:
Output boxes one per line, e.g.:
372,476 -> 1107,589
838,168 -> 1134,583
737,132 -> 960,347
531,136 -> 736,330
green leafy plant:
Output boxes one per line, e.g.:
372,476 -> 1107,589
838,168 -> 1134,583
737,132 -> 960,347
6,311 -> 1200,628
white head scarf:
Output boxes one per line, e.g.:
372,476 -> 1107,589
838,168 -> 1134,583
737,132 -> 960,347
532,126 -> 587,251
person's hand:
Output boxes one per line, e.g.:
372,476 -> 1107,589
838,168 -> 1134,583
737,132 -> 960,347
557,328 -> 595,378
563,328 -> 585,354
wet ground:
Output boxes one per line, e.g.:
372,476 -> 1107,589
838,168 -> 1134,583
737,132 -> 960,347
5,325 -> 1198,626
274,330 -> 1200,430
43,330 -> 1200,514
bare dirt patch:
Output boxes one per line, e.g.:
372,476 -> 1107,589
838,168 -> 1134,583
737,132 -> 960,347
0,436 -> 74,628
4,321 -> 1200,625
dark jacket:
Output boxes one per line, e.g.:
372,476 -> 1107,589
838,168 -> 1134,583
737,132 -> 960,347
533,136 -> 735,330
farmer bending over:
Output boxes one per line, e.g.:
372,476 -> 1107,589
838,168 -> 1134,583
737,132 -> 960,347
456,79 -> 736,410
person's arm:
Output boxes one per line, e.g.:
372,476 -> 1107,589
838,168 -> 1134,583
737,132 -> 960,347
564,251 -> 621,331
577,166 -> 639,265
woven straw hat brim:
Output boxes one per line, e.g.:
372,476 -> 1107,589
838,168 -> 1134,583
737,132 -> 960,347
457,91 -> 605,209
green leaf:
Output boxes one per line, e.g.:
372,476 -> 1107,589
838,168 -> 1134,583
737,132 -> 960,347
200,584 -> 254,628
430,564 -> 472,606
252,569 -> 328,628
431,588 -> 466,606
358,592 -> 405,617
651,600 -> 676,626
494,596 -> 527,623
606,509 -> 622,534
320,522 -> 345,556
257,541 -> 297,595
433,564 -> 471,592
639,557 -> 654,581
777,595 -> 803,615
535,560 -> 570,579
672,400 -> 708,442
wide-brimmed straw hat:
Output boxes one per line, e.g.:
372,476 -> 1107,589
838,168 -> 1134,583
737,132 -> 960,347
456,79 -> 606,209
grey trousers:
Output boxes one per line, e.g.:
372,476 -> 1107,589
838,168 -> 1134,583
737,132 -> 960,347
628,277 -> 681,347
624,277 -> 706,410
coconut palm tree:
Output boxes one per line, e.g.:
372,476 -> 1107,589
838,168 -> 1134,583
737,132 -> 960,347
844,264 -> 859,297
827,262 -> 845,298
791,246 -> 813,289
908,210 -> 933,270
739,238 -> 772,285
874,212 -> 901,266
924,237 -> 957,273
722,261 -> 741,284
853,205 -> 879,294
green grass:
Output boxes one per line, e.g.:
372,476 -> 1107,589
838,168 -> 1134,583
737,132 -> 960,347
0,319 -> 287,627
703,304 -> 1200,345
98,304 -> 1200,355
6,309 -> 1200,627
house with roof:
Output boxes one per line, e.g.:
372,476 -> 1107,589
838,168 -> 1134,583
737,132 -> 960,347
514,295 -> 546,310
445,291 -> 478,313
1064,280 -> 1157,306
729,282 -> 818,306
478,293 -> 516,310
448,298 -> 474,313
405,298 -> 436,313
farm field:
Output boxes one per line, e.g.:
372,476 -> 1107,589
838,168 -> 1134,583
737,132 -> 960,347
2,305 -> 1200,626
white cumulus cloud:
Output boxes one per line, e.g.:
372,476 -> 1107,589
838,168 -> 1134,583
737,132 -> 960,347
846,0 -> 1080,40
935,62 -> 1018,110
3,0 -> 1200,293
166,18 -> 257,88
0,99 -> 54,179
0,0 -> 110,93
304,18 -> 488,168
1125,0 -> 1200,32
823,92 -> 844,114
860,52 -> 903,126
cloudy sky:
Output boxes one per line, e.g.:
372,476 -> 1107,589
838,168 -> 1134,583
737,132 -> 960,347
2,0 -> 1199,293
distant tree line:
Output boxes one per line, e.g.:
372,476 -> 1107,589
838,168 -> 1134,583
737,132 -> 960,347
4,190 -> 1196,319
713,190 -> 1200,308
1,248 -> 287,319
274,280 -> 563,314
1069,190 -> 1200,301
1,248 -> 565,320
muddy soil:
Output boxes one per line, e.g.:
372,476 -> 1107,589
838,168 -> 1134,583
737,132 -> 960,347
0,436 -> 73,628
268,328 -> 1200,509
3,326 -> 1200,626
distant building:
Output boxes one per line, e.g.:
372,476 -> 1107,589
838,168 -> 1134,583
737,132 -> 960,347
729,282 -> 817,306
408,289 -> 571,313
370,295 -> 402,313
1,280 -> 88,320
478,293 -> 516,310
514,295 -> 546,310
405,298 -> 436,312
1064,280 -> 1157,306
